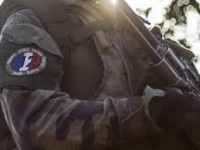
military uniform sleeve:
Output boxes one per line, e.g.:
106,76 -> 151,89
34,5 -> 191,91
0,9 -> 134,150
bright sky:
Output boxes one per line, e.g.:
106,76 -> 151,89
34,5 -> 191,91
0,0 -> 200,69
126,0 -> 200,70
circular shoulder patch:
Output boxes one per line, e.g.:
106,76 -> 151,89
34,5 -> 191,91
6,47 -> 47,76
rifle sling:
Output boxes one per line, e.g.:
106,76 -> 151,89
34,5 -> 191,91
14,0 -> 68,23
13,0 -> 110,46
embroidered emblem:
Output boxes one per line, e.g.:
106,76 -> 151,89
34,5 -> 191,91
6,47 -> 47,76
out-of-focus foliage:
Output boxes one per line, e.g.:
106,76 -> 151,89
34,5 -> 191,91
165,0 -> 200,24
143,0 -> 200,48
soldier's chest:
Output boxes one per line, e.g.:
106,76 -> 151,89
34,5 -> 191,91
61,32 -> 132,100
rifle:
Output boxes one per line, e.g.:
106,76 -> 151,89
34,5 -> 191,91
115,0 -> 200,96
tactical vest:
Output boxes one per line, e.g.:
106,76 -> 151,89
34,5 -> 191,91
0,0 -> 148,100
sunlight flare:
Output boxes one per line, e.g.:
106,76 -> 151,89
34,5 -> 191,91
111,0 -> 117,5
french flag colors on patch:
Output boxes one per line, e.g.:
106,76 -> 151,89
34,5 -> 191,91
6,47 -> 47,76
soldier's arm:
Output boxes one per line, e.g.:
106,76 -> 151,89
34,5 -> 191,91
2,89 -> 131,150
0,9 -> 136,150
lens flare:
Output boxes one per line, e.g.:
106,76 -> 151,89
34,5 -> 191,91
111,0 -> 117,5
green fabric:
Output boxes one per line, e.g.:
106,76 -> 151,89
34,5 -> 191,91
0,9 -> 63,91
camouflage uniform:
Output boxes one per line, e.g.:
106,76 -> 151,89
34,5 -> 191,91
0,1 -> 198,150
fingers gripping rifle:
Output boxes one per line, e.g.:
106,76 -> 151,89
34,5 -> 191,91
116,0 -> 200,96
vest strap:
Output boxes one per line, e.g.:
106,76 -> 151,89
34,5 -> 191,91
14,0 -> 68,23
70,20 -> 111,44
14,0 -> 111,46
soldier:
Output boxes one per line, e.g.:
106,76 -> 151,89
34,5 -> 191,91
0,0 -> 200,150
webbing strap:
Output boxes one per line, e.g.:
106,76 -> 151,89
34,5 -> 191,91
14,0 -> 68,23
70,20 -> 111,44
13,0 -> 111,45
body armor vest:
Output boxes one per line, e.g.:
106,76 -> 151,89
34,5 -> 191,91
2,0 -> 138,100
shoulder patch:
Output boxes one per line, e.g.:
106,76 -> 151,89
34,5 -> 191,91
6,47 -> 47,76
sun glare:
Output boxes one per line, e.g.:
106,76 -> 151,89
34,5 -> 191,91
111,0 -> 117,5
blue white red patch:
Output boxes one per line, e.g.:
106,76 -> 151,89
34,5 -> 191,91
6,47 -> 47,76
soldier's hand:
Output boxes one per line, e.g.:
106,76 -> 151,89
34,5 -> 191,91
122,86 -> 165,141
149,88 -> 200,149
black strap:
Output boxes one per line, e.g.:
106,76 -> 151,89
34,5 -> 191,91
70,20 -> 111,44
13,0 -> 111,45
14,0 -> 68,23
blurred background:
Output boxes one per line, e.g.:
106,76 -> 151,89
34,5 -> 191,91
126,0 -> 200,70
1,0 -> 200,70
